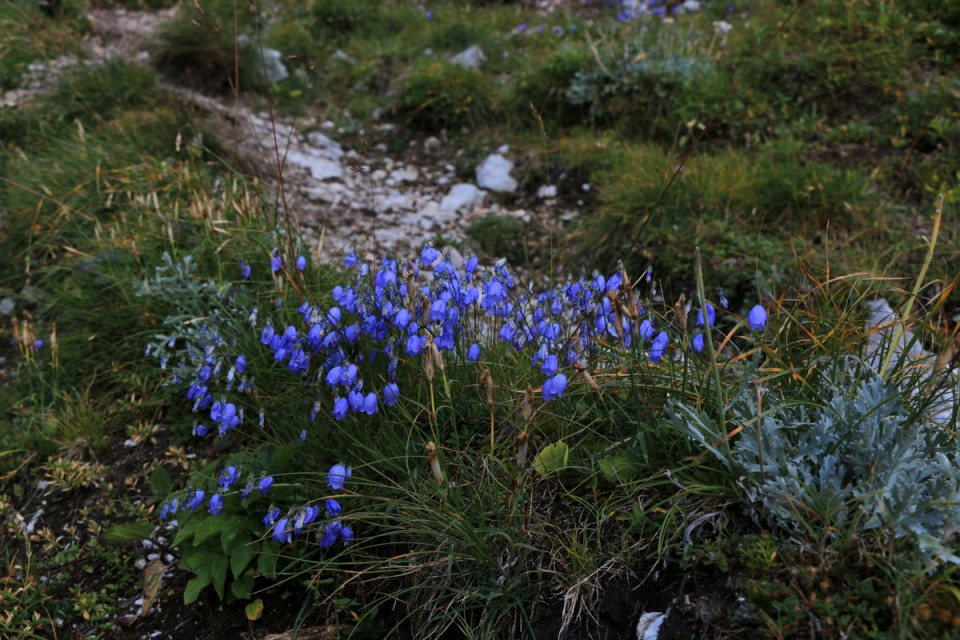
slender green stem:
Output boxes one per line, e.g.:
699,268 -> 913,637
878,195 -> 943,379
694,247 -> 728,455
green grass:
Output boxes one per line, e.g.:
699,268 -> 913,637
0,0 -> 84,92
3,1 -> 960,638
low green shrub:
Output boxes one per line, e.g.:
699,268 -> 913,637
149,0 -> 266,94
394,59 -> 495,131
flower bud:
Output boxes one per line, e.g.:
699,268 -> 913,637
426,441 -> 444,486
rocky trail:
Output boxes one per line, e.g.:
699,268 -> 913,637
6,4 -> 584,268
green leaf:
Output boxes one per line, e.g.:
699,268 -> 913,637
268,443 -> 299,473
183,550 -> 209,574
221,516 -> 251,551
533,441 -> 569,476
244,597 -> 264,620
230,542 -> 258,579
172,518 -> 198,547
232,575 -> 256,601
184,573 -> 211,605
194,516 -> 237,547
599,454 -> 636,484
257,550 -> 277,579
210,555 -> 228,601
103,522 -> 155,544
149,466 -> 172,497
333,598 -> 358,607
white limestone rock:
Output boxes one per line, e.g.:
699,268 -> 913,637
450,45 -> 486,69
440,183 -> 484,214
286,150 -> 343,181
476,154 -> 517,193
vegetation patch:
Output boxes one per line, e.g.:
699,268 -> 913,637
2,1 -> 960,639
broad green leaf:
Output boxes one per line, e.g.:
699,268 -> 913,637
230,541 -> 258,579
149,466 -> 172,497
221,522 -> 241,551
599,454 -> 636,484
268,443 -> 299,473
172,517 -> 198,547
533,441 -> 569,476
210,555 -> 228,601
183,550 -> 209,575
184,573 -> 211,605
103,522 -> 154,544
233,576 -> 256,601
194,515 -> 237,547
257,550 -> 277,579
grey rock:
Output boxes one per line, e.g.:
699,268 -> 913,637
305,132 -> 344,158
0,297 -> 14,316
333,49 -> 355,65
376,192 -> 415,213
302,186 -> 342,205
262,48 -> 289,84
286,150 -> 343,181
450,45 -> 486,69
390,167 -> 419,183
424,136 -> 442,153
636,612 -> 666,640
440,183 -> 484,214
442,246 -> 465,270
476,154 -> 517,192
537,184 -> 558,199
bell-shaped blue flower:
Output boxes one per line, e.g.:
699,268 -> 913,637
467,343 -> 480,362
258,476 -> 274,494
748,304 -> 767,332
650,331 -> 669,363
209,493 -> 224,515
185,489 -> 205,510
219,465 -> 239,489
542,373 -> 568,401
327,463 -> 351,490
383,382 -> 400,407
691,333 -> 704,353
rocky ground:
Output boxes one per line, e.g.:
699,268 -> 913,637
5,4 -> 585,270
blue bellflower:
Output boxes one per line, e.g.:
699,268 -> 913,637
542,373 -> 568,401
748,304 -> 767,331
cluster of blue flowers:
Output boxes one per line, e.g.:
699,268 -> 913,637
158,465 -> 275,521
688,296 -> 767,354
264,463 -> 353,548
151,243 -> 767,551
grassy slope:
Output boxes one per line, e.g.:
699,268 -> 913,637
1,1 -> 959,639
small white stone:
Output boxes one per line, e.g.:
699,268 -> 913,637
390,167 -> 419,183
450,45 -> 486,69
262,48 -> 289,83
440,183 -> 484,214
286,150 -> 343,181
476,154 -> 517,193
537,184 -> 558,199
714,20 -> 733,35
636,612 -> 666,640
305,132 -> 343,158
